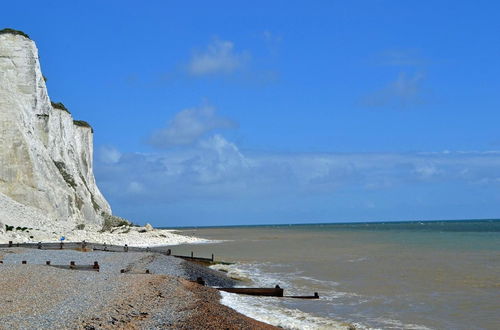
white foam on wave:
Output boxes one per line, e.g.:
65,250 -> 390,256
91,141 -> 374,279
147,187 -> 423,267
212,262 -> 360,329
210,263 -> 254,282
220,291 -> 351,330
297,275 -> 340,287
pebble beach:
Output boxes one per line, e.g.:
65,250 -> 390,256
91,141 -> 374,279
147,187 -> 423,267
0,248 -> 276,329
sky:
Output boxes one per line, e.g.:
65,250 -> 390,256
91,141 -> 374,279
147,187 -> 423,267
2,1 -> 500,226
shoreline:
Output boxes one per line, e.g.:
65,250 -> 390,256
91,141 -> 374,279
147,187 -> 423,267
0,226 -> 209,247
0,246 -> 277,329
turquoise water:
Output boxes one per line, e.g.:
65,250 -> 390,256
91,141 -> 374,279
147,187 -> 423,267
169,220 -> 500,329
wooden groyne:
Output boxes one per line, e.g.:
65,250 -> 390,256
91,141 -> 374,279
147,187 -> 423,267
0,241 -> 215,262
216,285 -> 319,299
218,286 -> 284,297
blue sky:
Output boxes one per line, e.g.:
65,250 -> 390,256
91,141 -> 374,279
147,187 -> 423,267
2,1 -> 500,226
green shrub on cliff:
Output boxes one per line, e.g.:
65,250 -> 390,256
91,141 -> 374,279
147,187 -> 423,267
51,101 -> 71,114
73,120 -> 94,133
100,212 -> 132,232
0,28 -> 30,39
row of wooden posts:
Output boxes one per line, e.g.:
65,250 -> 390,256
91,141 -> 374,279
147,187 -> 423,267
0,259 -> 100,271
2,241 -> 215,262
0,260 -> 155,274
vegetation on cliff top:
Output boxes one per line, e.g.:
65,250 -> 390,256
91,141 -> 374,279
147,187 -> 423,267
0,28 -> 30,39
73,120 -> 94,133
51,101 -> 71,114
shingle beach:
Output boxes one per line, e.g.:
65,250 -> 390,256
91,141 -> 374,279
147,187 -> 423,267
0,248 -> 276,329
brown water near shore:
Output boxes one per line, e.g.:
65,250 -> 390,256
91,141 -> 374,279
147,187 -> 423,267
171,221 -> 500,329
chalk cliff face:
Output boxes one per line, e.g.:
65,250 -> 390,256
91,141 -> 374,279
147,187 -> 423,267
0,32 -> 110,229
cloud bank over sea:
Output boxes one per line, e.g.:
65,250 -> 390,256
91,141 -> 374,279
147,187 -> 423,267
96,106 -> 500,226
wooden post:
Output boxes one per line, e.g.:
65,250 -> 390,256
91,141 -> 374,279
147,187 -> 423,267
59,242 -> 63,249
166,249 -> 171,256
37,242 -> 42,249
93,261 -> 99,271
8,241 -> 12,247
70,261 -> 76,269
46,261 -> 51,265
211,254 -> 214,262
124,244 -> 128,252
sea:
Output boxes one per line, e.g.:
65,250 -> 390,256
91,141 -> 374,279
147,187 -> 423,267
168,220 -> 500,329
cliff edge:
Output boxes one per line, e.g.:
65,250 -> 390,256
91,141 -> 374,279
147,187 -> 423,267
0,29 -> 110,232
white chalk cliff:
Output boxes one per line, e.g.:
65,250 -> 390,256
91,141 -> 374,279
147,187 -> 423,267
0,31 -> 110,231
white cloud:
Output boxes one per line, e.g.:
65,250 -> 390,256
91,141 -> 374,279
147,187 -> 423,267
98,145 -> 122,164
262,30 -> 282,44
363,72 -> 426,108
414,164 -> 440,179
127,181 -> 145,194
187,39 -> 249,76
149,105 -> 236,148
97,134 -> 500,205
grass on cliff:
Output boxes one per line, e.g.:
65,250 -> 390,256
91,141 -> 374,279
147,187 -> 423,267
51,101 -> 71,114
0,28 -> 30,39
100,212 -> 132,232
53,161 -> 77,189
73,120 -> 94,133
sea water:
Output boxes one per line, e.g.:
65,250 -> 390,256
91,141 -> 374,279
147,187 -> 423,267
169,220 -> 500,329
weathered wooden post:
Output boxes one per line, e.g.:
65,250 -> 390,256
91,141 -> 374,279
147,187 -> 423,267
37,242 -> 42,249
191,251 -> 194,258
211,254 -> 214,262
8,241 -> 12,247
46,261 -> 51,265
124,244 -> 129,252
